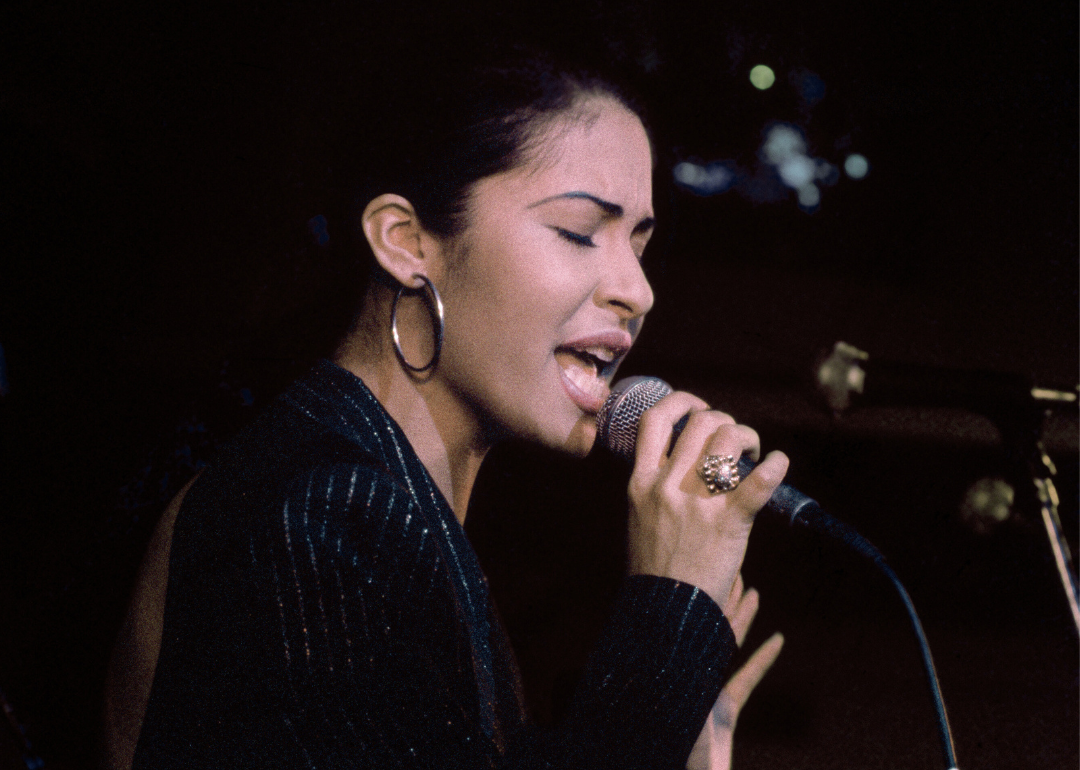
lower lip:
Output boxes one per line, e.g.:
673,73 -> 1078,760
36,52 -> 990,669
558,366 -> 609,415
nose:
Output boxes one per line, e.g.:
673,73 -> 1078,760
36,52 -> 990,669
596,244 -> 654,320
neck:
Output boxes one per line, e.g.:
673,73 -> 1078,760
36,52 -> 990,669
334,317 -> 489,525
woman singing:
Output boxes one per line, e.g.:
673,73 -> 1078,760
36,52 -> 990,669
106,51 -> 787,770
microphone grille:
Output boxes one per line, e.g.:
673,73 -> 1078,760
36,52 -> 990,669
596,376 -> 672,461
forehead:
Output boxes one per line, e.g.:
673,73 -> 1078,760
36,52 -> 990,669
473,97 -> 654,217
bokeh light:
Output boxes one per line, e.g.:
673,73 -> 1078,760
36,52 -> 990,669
778,154 -> 815,189
749,65 -> 776,90
844,153 -> 870,179
797,184 -> 821,208
673,161 -> 735,196
758,124 -> 836,210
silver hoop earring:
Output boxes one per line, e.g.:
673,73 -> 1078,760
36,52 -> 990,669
390,274 -> 445,374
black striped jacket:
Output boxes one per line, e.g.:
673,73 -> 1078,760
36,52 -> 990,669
134,360 -> 735,769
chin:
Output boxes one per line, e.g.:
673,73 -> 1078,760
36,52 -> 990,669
557,413 -> 599,458
505,383 -> 602,457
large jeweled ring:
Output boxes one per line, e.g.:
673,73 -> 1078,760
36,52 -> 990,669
698,454 -> 741,494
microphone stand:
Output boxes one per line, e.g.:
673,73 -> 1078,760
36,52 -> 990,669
818,342 -> 1080,635
993,400 -> 1080,636
1033,451 -> 1079,633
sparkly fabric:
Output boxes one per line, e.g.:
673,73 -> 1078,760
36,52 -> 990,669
133,360 -> 737,769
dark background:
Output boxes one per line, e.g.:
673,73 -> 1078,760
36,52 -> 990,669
1,1 -> 1076,768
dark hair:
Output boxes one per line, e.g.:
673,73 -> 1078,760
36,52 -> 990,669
305,48 -> 654,351
358,51 -> 650,245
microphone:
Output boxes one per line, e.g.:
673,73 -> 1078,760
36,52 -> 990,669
596,375 -> 824,527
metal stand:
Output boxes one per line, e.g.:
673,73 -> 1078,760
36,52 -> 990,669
993,396 -> 1080,636
1031,447 -> 1080,634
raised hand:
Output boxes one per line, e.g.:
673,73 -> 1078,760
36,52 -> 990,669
686,575 -> 785,770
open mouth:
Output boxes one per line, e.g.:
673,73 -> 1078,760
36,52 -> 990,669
554,334 -> 630,414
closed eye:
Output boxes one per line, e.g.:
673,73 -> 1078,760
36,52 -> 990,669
553,227 -> 596,248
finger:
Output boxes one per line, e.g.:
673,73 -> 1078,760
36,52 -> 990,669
721,573 -> 745,617
701,423 -> 760,463
727,449 -> 790,516
727,587 -> 759,647
669,409 -> 738,464
633,391 -> 710,473
666,419 -> 748,494
721,632 -> 784,712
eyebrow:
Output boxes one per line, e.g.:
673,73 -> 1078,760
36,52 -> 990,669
528,191 -> 656,234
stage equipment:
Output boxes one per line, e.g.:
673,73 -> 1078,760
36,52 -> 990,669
816,341 -> 1080,634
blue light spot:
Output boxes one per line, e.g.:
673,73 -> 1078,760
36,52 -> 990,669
844,154 -> 870,179
307,215 -> 329,246
793,69 -> 826,104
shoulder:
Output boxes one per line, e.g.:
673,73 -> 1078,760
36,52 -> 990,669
189,379 -> 413,523
269,453 -> 440,568
175,376 -> 444,584
277,459 -> 418,540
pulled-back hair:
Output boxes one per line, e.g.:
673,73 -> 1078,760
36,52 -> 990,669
356,50 -> 650,244
301,45 -> 653,355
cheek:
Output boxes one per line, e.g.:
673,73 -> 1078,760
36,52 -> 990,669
444,223 -> 602,386
461,243 -> 586,332
440,264 -> 543,381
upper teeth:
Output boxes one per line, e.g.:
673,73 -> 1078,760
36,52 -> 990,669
583,346 -> 615,364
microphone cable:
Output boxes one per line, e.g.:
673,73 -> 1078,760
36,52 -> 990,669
789,509 -> 959,770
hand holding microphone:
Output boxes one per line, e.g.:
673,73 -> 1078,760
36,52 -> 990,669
597,377 -> 789,609
598,376 -> 885,563
597,377 -> 790,769
599,376 -> 826,524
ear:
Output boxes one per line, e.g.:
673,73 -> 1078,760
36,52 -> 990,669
361,194 -> 438,289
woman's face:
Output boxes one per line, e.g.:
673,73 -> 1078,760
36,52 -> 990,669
435,96 -> 655,456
